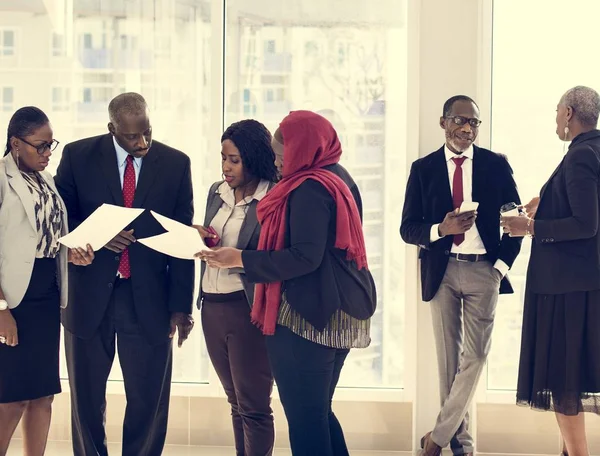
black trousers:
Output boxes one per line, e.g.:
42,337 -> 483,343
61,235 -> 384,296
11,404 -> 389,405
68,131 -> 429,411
265,325 -> 350,456
65,278 -> 173,456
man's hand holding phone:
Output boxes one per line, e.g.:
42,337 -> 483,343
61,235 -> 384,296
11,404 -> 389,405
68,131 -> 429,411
439,202 -> 478,237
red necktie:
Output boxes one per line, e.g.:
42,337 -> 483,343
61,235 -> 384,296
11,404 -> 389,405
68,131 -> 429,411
118,155 -> 135,278
451,156 -> 467,246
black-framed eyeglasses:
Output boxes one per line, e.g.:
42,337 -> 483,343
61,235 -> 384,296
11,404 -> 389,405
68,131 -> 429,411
446,116 -> 482,128
18,137 -> 60,155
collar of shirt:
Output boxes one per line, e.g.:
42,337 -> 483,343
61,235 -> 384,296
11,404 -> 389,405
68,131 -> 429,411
217,179 -> 270,207
113,136 -> 143,170
444,144 -> 474,163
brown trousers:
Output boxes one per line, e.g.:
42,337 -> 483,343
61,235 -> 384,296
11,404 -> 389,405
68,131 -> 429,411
202,291 -> 274,456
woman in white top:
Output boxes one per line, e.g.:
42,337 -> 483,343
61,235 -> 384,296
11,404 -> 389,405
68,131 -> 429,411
0,107 -> 93,456
195,119 -> 278,456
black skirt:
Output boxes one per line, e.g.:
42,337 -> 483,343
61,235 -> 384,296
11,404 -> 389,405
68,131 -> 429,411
0,258 -> 61,403
516,287 -> 600,415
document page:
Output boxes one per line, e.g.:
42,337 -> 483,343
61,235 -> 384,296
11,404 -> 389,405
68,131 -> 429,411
137,211 -> 209,259
58,203 -> 145,251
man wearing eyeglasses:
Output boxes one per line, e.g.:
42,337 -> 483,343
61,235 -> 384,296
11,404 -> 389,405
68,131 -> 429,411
400,95 -> 522,456
54,93 -> 194,456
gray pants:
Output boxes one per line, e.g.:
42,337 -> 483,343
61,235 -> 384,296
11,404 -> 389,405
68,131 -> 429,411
430,258 -> 500,455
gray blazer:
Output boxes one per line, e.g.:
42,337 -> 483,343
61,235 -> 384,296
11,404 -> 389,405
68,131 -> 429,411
0,154 -> 69,309
197,181 -> 272,309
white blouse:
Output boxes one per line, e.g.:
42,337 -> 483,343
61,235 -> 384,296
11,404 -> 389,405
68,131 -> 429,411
202,179 -> 269,294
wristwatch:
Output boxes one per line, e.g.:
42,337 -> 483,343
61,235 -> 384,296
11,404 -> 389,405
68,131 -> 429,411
0,300 -> 8,311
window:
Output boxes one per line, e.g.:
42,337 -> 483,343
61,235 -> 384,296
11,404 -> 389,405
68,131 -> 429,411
0,29 -> 16,56
52,87 -> 70,112
226,0 -> 408,388
1,0 -> 213,384
82,87 -> 113,104
52,32 -> 66,57
242,88 -> 257,116
305,40 -> 319,57
3,0 -> 408,391
120,34 -> 138,50
82,88 -> 92,103
264,39 -> 276,54
487,0 -> 600,391
83,33 -> 93,49
1,87 -> 14,112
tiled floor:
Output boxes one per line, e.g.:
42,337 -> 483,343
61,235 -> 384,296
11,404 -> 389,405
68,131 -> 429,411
7,440 -> 406,455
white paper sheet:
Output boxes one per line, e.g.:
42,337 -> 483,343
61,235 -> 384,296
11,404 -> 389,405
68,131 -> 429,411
58,203 -> 145,251
138,232 -> 208,260
150,211 -> 192,234
136,211 -> 209,259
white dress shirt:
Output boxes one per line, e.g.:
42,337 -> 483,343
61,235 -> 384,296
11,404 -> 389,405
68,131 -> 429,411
202,179 -> 270,294
113,136 -> 143,187
430,145 -> 509,276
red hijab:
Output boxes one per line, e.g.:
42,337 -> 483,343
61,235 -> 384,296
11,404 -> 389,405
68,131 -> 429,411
250,110 -> 368,335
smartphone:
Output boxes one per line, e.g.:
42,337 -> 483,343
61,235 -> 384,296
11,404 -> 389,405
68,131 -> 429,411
458,201 -> 479,214
204,226 -> 220,248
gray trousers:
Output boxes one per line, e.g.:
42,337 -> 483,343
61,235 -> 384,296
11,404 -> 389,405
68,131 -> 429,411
430,258 -> 500,455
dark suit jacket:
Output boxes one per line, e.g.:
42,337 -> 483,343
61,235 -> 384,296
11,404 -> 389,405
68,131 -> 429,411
528,129 -> 600,294
197,180 -> 274,308
241,163 -> 377,331
400,145 -> 522,302
55,133 -> 194,345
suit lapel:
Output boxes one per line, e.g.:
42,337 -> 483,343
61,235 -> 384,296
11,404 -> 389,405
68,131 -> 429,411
236,181 -> 274,249
5,155 -> 36,231
204,183 -> 224,226
98,134 -> 124,206
236,200 -> 259,250
133,147 -> 160,208
540,131 -> 600,200
540,156 -> 565,200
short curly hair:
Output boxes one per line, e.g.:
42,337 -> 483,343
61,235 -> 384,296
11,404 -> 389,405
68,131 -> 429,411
560,86 -> 600,128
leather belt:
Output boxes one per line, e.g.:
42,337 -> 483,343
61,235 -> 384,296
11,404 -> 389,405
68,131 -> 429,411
449,253 -> 488,262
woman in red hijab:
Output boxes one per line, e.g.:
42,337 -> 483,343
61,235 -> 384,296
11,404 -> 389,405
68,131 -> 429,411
200,111 -> 376,455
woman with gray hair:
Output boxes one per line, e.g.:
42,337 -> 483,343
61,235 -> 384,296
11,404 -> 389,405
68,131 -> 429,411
502,86 -> 600,456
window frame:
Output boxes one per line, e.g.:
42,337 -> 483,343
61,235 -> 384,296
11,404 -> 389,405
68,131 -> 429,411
13,0 -> 415,403
475,0 -> 524,405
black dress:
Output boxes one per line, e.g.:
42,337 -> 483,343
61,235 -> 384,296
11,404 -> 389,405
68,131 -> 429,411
517,287 -> 600,415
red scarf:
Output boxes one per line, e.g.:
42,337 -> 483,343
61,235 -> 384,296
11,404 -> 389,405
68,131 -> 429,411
250,111 -> 368,335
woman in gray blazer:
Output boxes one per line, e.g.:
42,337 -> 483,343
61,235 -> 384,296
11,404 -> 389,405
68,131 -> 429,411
0,107 -> 93,456
195,120 -> 278,456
